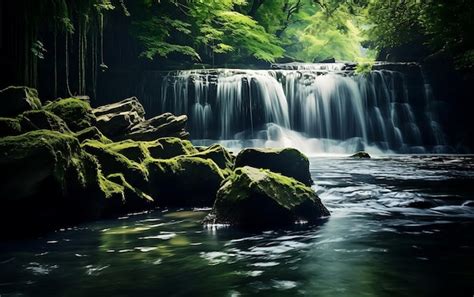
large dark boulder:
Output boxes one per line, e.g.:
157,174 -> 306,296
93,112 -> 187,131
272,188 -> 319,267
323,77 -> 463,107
0,117 -> 22,137
17,110 -> 70,133
147,137 -> 197,159
234,148 -> 313,186
146,156 -> 224,207
204,166 -> 330,227
0,86 -> 42,117
0,130 -> 105,236
44,98 -> 96,131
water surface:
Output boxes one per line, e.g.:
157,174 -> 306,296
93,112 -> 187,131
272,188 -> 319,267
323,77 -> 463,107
1,155 -> 473,296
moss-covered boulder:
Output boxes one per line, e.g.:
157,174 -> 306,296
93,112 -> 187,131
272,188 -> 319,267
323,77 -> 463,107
350,151 -> 371,159
75,126 -> 112,144
0,117 -> 22,137
17,110 -> 70,133
146,156 -> 224,207
0,130 -> 105,236
205,166 -> 330,227
102,173 -> 154,216
0,86 -> 41,117
104,140 -> 150,163
190,144 -> 235,173
45,98 -> 96,131
147,137 -> 198,159
82,140 -> 149,189
234,148 -> 313,186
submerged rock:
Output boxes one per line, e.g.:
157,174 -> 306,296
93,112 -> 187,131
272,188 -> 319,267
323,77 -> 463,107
234,148 -> 313,186
350,151 -> 371,159
0,86 -> 42,117
146,156 -> 224,207
205,166 -> 329,227
45,98 -> 96,131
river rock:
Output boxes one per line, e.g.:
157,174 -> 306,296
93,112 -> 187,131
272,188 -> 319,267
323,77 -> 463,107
18,110 -> 70,133
234,148 -> 313,186
350,151 -> 371,159
0,86 -> 42,117
82,140 -> 149,190
0,117 -> 22,137
92,98 -> 189,141
189,144 -> 235,172
146,156 -> 224,207
204,166 -> 330,227
93,97 -> 145,118
45,98 -> 96,131
0,130 -> 105,236
125,113 -> 189,141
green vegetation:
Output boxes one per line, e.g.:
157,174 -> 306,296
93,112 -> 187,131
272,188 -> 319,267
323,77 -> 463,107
45,98 -> 96,131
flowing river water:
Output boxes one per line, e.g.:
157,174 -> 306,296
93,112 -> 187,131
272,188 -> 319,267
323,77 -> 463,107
1,155 -> 473,297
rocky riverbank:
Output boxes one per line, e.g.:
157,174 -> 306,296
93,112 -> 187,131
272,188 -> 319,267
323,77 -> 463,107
0,86 -> 329,237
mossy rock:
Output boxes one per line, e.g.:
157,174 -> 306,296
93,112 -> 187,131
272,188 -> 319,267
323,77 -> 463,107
17,110 -> 70,133
234,147 -> 313,186
0,86 -> 41,117
205,166 -> 330,228
189,144 -> 235,172
146,156 -> 224,207
102,173 -> 154,216
82,140 -> 148,190
350,151 -> 371,159
0,130 -> 106,236
75,127 -> 112,144
45,98 -> 96,131
147,137 -> 198,159
0,117 -> 22,137
104,140 -> 150,163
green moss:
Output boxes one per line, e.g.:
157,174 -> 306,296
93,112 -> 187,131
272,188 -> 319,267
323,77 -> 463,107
99,172 -> 125,200
189,144 -> 234,171
145,156 -> 224,207
147,137 -> 198,159
44,98 -> 96,131
234,147 -> 312,186
355,62 -> 374,75
105,139 -> 151,163
82,139 -> 149,189
210,166 -> 330,227
75,127 -> 112,144
17,110 -> 70,133
0,117 -> 22,137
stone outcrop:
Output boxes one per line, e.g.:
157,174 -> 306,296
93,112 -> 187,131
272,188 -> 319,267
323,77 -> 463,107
92,97 -> 189,141
234,147 -> 313,186
0,86 -> 42,117
204,166 -> 329,227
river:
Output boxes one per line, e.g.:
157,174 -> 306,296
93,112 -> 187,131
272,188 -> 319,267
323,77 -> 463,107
1,155 -> 473,296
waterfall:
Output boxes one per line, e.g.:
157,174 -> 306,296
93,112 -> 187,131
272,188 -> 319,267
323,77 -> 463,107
157,64 -> 449,154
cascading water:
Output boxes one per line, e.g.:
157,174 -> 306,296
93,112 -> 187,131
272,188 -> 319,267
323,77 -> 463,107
157,63 -> 449,154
